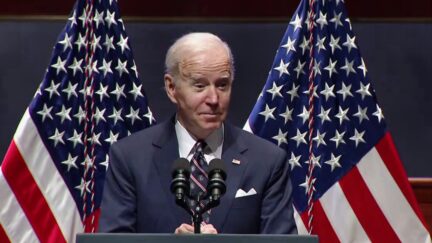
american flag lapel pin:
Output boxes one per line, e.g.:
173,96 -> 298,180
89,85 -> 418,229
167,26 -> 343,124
232,159 -> 241,165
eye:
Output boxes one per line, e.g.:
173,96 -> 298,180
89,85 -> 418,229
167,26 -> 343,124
216,79 -> 231,91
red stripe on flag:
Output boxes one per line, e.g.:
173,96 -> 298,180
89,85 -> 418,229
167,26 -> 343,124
300,201 -> 340,243
375,133 -> 428,228
339,166 -> 400,242
84,208 -> 101,232
0,224 -> 11,243
2,141 -> 66,243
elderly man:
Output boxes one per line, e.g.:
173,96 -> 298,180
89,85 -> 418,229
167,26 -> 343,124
99,32 -> 297,234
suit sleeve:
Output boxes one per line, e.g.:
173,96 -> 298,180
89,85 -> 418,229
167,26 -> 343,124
260,148 -> 298,234
98,144 -> 137,232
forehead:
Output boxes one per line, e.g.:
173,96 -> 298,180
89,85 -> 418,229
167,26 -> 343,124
179,46 -> 232,80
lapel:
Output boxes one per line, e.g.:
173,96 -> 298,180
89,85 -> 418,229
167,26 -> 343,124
210,123 -> 249,230
152,118 -> 191,225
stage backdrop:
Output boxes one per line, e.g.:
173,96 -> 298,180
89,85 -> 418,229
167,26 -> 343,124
0,20 -> 431,177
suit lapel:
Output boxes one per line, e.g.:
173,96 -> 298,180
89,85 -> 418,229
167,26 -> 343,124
211,124 -> 248,230
152,119 -> 191,225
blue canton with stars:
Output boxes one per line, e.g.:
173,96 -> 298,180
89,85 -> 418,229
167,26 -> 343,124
247,0 -> 387,213
28,0 -> 154,218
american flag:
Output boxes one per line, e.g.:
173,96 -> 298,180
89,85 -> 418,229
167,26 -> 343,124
245,0 -> 431,242
0,0 -> 154,242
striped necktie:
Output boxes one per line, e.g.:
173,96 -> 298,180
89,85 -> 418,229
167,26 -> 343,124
189,140 -> 210,224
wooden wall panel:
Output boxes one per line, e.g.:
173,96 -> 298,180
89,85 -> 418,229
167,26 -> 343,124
2,0 -> 431,19
410,178 -> 432,233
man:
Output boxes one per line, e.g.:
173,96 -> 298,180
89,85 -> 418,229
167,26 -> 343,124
99,32 -> 297,234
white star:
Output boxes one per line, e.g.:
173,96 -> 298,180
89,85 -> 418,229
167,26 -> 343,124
273,60 -> 290,77
299,175 -> 316,195
345,18 -> 353,31
61,153 -> 78,172
299,36 -> 310,55
358,58 -> 368,77
74,33 -> 86,52
343,34 -> 357,53
330,11 -> 343,30
110,83 -> 126,101
286,83 -> 299,101
340,58 -> 357,77
104,10 -> 117,28
337,82 -> 353,101
68,58 -> 83,76
129,82 -> 144,100
108,107 -> 124,125
78,10 -> 88,27
325,153 -> 342,172
259,104 -> 276,122
288,152 -> 302,171
373,104 -> 384,123
103,34 -> 116,53
88,132 -> 102,146
105,131 -> 119,145
354,105 -> 369,124
62,82 -> 78,100
294,60 -> 306,78
335,106 -> 350,125
313,131 -> 327,147
96,83 -> 110,102
99,59 -> 113,77
56,105 -> 72,123
93,107 -> 106,124
315,36 -> 327,53
279,106 -> 294,124
312,60 -> 322,77
51,57 -> 67,75
93,10 -> 104,29
75,178 -> 90,196
49,128 -> 65,147
297,107 -> 310,125
90,60 -> 99,75
316,11 -> 328,30
305,154 -> 322,168
282,37 -> 296,54
272,129 -> 288,146
37,104 -> 53,122
91,34 -> 102,51
131,61 -> 139,77
266,82 -> 283,100
324,58 -> 338,78
329,34 -> 342,54
144,108 -> 155,124
115,59 -> 129,77
302,85 -> 319,98
350,129 -> 366,147
126,107 -> 142,125
58,33 -> 72,52
67,130 -> 83,148
68,11 -> 77,26
318,106 -> 332,124
290,14 -> 303,31
74,106 -> 86,124
100,155 -> 109,171
320,83 -> 335,101
117,34 -> 130,53
45,80 -> 60,98
291,129 -> 307,147
330,130 -> 346,148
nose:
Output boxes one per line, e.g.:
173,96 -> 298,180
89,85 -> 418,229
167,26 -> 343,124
206,86 -> 219,105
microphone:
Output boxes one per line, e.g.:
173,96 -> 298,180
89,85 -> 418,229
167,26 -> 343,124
170,158 -> 191,201
206,158 -> 227,201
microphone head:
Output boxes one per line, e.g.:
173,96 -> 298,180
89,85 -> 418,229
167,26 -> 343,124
207,158 -> 227,197
208,158 -> 226,180
171,158 -> 190,177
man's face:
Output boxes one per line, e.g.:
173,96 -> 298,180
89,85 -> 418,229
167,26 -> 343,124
165,45 -> 232,139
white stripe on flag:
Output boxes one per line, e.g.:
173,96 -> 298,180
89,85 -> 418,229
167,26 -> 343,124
320,182 -> 370,242
358,147 -> 431,243
293,207 -> 309,235
0,170 -> 39,243
243,120 -> 253,133
14,110 -> 83,242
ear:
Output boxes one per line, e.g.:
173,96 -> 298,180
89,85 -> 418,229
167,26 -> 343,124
164,74 -> 177,104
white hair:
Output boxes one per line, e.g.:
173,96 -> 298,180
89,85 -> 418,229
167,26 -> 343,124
164,32 -> 235,80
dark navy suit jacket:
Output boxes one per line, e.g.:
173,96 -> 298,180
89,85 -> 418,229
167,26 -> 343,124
99,118 -> 297,234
